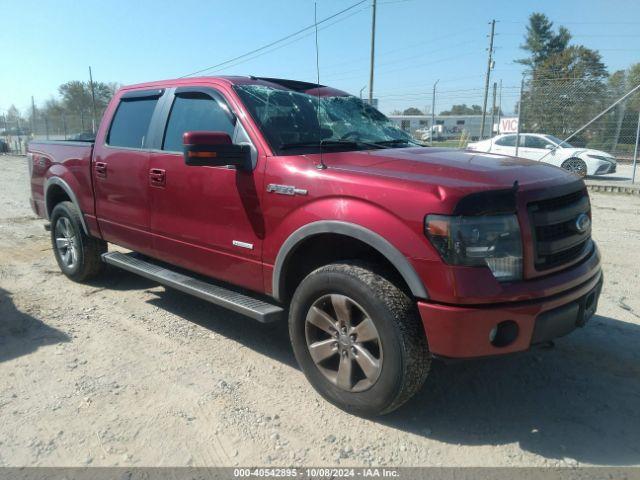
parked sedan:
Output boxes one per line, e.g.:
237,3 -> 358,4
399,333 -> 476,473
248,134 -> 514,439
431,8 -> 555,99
467,133 -> 617,177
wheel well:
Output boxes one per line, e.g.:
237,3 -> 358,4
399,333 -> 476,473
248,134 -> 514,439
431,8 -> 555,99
279,233 -> 412,303
46,184 -> 71,218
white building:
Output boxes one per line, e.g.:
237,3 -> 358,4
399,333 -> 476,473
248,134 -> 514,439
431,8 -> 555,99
388,114 -> 496,141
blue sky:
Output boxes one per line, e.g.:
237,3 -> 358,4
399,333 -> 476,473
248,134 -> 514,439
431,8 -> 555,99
1,0 -> 638,115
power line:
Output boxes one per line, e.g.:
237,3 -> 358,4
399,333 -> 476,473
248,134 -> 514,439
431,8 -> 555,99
204,6 -> 367,75
178,0 -> 368,78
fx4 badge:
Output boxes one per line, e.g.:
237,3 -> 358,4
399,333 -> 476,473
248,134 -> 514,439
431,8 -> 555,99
266,184 -> 308,196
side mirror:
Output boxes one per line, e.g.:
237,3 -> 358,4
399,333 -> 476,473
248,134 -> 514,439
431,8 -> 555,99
183,131 -> 251,169
544,144 -> 554,150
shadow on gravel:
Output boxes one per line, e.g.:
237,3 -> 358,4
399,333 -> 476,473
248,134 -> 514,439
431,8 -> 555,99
382,314 -> 640,466
85,267 -> 298,367
84,265 -> 157,291
0,287 -> 69,363
146,287 -> 297,368
586,175 -> 631,183
79,267 -> 640,465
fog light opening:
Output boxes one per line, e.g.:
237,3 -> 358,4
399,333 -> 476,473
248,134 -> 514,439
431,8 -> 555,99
490,320 -> 519,348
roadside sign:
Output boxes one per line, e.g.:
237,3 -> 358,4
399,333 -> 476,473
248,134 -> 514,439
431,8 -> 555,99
499,117 -> 519,133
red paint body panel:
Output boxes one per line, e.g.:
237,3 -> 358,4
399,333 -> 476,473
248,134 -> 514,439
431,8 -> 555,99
27,75 -> 603,360
147,151 -> 265,292
418,260 -> 603,358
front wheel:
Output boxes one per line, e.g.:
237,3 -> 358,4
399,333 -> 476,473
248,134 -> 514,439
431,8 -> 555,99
50,201 -> 107,282
289,262 -> 431,416
562,157 -> 588,177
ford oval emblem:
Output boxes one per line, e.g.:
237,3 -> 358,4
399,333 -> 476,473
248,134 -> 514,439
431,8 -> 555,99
575,213 -> 591,233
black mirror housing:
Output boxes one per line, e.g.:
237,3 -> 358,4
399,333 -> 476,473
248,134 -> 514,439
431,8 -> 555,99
182,131 -> 251,169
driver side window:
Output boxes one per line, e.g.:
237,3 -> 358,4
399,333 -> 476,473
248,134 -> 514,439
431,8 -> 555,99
524,135 -> 550,149
162,93 -> 236,152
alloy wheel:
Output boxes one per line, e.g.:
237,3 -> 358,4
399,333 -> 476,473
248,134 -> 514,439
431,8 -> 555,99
305,294 -> 383,392
564,158 -> 587,177
54,217 -> 79,270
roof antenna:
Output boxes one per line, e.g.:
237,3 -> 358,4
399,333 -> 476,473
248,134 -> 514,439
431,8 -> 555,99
314,2 -> 327,170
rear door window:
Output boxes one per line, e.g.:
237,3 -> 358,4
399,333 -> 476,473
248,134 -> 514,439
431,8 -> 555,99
162,93 -> 235,152
107,97 -> 159,148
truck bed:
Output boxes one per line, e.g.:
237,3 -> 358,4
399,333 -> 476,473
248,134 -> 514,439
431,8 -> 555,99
28,140 -> 95,224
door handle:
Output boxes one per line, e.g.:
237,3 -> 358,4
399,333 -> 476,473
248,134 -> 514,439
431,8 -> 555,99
94,162 -> 107,178
149,168 -> 166,187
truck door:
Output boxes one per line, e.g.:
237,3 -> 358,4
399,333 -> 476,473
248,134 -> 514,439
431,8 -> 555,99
92,89 -> 164,255
148,86 -> 265,292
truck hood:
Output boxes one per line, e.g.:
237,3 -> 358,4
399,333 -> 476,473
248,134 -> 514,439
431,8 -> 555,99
314,147 -> 579,194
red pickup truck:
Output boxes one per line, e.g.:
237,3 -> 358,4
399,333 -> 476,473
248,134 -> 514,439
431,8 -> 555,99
28,76 -> 602,416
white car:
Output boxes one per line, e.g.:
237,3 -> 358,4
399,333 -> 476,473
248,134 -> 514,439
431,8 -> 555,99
467,133 -> 617,177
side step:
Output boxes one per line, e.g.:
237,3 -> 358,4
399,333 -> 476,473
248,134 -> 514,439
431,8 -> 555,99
102,252 -> 284,323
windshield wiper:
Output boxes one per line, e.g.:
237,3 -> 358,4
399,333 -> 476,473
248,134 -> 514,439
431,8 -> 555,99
372,139 -> 417,147
278,140 -> 383,151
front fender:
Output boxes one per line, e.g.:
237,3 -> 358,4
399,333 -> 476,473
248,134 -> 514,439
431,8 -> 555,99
267,197 -> 436,301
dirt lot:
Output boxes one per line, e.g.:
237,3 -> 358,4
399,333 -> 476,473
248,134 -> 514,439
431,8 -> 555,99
1,154 -> 639,467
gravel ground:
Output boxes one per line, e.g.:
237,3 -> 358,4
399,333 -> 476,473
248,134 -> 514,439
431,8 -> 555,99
1,154 -> 639,467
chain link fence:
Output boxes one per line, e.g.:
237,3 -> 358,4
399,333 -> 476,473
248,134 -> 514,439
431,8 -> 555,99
519,75 -> 640,162
0,110 -> 102,155
388,76 -> 640,168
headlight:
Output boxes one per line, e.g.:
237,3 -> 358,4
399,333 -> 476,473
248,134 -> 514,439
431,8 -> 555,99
425,214 -> 523,281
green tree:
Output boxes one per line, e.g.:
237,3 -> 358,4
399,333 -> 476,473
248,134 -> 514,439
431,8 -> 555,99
57,80 -> 118,133
605,63 -> 640,154
628,63 -> 640,112
402,107 -> 423,115
517,13 -> 571,68
439,104 -> 482,115
517,13 -> 609,140
58,80 -> 118,117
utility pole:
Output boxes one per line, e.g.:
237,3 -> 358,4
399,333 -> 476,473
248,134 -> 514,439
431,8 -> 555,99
368,0 -> 377,106
489,82 -> 497,138
632,110 -> 639,184
89,66 -> 98,134
497,79 -> 503,132
31,96 -> 36,136
515,74 -> 525,157
480,19 -> 496,140
431,79 -> 439,145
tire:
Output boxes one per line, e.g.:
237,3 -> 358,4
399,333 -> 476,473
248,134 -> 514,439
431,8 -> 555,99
289,261 -> 430,416
50,201 -> 107,282
561,157 -> 588,178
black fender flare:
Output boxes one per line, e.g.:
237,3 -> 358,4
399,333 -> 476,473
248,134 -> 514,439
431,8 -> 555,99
272,220 -> 428,302
44,177 -> 89,234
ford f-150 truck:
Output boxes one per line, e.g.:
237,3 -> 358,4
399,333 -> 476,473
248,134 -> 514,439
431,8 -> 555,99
28,76 -> 602,416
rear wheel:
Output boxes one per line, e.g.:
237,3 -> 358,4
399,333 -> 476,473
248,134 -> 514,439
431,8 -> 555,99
50,201 -> 107,282
562,157 -> 588,177
289,262 -> 430,416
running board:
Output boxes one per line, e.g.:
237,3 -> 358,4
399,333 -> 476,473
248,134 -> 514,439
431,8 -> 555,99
102,252 -> 284,323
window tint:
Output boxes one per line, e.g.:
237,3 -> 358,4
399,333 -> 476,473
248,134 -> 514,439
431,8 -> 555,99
525,135 -> 550,149
495,135 -> 516,147
108,98 -> 158,148
163,94 -> 235,152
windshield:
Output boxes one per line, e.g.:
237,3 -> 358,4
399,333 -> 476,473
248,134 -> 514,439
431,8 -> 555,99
544,135 -> 573,148
234,84 -> 419,154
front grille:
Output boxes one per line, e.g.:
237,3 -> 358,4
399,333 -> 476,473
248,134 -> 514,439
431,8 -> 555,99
528,187 -> 591,271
